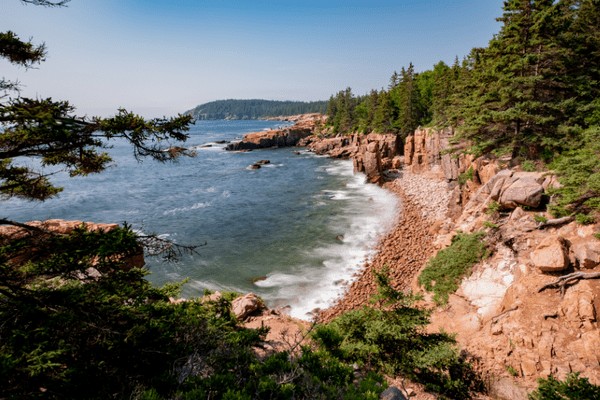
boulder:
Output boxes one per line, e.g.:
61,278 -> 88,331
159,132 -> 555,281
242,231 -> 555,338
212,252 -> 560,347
380,386 -> 407,400
570,238 -> 600,269
232,293 -> 265,320
255,159 -> 270,165
530,236 -> 570,272
498,172 -> 545,209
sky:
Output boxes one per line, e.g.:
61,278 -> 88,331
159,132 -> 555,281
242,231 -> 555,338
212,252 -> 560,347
1,0 -> 504,118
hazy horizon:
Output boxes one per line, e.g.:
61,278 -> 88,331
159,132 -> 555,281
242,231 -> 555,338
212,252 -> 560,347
2,0 -> 503,118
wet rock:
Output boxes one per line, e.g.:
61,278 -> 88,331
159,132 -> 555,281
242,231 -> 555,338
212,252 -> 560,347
255,159 -> 270,165
248,164 -> 261,170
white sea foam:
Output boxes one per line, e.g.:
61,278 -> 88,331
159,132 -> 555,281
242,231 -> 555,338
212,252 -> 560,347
162,202 -> 211,216
187,279 -> 244,294
322,189 -> 353,200
258,160 -> 398,320
190,186 -> 216,194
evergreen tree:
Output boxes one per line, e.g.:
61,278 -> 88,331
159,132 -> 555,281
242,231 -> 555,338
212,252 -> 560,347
455,0 -> 586,159
390,63 -> 422,137
0,30 -> 192,200
372,89 -> 395,133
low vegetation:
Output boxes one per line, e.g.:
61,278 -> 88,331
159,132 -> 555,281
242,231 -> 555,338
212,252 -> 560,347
313,270 -> 484,400
418,232 -> 488,305
529,373 -> 600,400
0,232 -> 485,399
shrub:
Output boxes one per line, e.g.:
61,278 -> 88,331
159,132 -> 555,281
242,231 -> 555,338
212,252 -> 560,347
485,201 -> 501,215
313,270 -> 483,400
0,225 -> 385,400
458,167 -> 475,186
521,160 -> 537,172
418,232 -> 488,305
483,221 -> 499,229
576,213 -> 596,225
529,373 -> 600,400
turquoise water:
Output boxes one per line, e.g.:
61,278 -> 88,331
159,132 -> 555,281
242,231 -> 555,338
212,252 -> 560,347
2,120 -> 397,318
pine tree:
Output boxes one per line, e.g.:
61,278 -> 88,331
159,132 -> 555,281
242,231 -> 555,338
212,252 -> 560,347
390,63 -> 422,137
455,0 -> 584,159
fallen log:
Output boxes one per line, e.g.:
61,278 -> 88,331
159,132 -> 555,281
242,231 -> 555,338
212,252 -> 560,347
537,216 -> 575,229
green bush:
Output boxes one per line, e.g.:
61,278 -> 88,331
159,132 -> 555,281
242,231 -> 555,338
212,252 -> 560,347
418,232 -> 488,305
0,225 -> 386,400
483,221 -> 499,229
458,167 -> 475,186
313,270 -> 483,400
529,373 -> 600,400
485,201 -> 501,215
521,160 -> 537,172
549,126 -> 600,218
576,213 -> 596,225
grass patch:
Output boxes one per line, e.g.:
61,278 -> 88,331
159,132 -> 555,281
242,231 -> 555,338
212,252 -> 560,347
418,232 -> 488,305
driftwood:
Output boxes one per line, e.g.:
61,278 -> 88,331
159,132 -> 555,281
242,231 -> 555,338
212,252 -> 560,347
537,216 -> 575,229
538,271 -> 600,295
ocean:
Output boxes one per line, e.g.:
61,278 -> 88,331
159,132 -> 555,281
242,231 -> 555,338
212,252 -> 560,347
2,120 -> 398,319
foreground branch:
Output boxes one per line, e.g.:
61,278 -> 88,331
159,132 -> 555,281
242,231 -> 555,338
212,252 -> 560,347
538,271 -> 600,295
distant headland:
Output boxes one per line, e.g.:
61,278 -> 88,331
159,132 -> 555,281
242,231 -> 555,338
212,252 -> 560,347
184,99 -> 327,120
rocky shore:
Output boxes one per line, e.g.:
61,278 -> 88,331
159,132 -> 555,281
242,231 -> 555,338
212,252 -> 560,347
248,115 -> 600,397
318,173 -> 441,322
11,115 -> 598,398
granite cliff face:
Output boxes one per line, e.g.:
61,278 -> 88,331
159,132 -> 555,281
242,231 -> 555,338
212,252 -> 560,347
225,114 -> 325,151
298,123 -> 599,397
301,133 -> 402,184
387,127 -> 600,394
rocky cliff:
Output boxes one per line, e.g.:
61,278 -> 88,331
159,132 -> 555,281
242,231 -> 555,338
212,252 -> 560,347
394,128 -> 600,394
304,125 -> 600,397
225,113 -> 325,151
300,132 -> 403,184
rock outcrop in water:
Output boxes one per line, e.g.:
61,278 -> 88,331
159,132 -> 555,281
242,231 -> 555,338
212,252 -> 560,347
300,133 -> 402,184
225,114 -> 325,151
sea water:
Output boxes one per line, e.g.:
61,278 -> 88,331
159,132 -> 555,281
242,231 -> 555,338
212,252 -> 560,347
2,120 -> 398,319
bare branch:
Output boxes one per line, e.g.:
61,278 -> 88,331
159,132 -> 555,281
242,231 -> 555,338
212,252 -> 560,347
136,234 -> 203,262
538,271 -> 600,295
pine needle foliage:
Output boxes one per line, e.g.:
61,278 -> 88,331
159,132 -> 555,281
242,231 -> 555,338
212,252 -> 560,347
529,373 -> 600,400
418,232 -> 488,305
313,269 -> 484,400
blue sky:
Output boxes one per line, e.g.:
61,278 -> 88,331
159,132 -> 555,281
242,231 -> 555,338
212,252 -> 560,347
1,0 -> 503,117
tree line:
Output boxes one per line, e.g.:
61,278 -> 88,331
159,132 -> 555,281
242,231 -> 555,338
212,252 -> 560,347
185,99 -> 328,120
326,0 -> 600,161
326,0 -> 600,219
